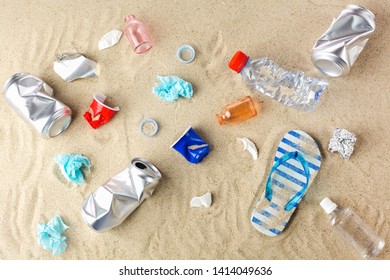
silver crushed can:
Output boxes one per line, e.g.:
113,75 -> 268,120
81,157 -> 162,232
3,73 -> 72,138
312,5 -> 375,77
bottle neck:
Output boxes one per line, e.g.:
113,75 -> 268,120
239,58 -> 250,74
124,15 -> 136,23
216,111 -> 230,124
329,206 -> 341,217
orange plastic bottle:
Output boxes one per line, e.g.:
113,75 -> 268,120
216,96 -> 258,125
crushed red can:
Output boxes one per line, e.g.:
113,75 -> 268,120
83,93 -> 120,129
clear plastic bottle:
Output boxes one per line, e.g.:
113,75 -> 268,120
124,15 -> 152,54
228,50 -> 328,111
320,198 -> 385,259
216,96 -> 257,125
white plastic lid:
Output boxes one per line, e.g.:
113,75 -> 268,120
320,197 -> 337,214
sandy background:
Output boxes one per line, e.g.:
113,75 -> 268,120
0,0 -> 389,260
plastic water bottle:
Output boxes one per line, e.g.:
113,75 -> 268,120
320,198 -> 385,259
228,51 -> 328,111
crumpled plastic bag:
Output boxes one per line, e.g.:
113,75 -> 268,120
55,154 -> 91,185
37,215 -> 69,256
152,75 -> 193,102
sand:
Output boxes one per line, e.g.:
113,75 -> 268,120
0,0 -> 389,260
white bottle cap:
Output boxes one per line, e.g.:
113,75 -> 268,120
320,197 -> 337,214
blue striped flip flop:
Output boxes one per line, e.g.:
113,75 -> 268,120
250,130 -> 321,236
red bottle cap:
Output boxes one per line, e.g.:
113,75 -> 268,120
229,51 -> 249,73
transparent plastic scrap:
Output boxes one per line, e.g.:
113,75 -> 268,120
241,58 -> 328,111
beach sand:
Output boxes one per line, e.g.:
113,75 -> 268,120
0,0 -> 389,259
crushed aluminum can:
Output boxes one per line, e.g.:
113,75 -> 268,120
328,128 -> 357,160
3,73 -> 72,138
312,5 -> 375,77
81,158 -> 162,232
53,53 -> 98,82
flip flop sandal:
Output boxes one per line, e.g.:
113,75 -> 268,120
251,130 -> 321,236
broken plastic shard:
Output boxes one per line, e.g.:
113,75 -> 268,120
328,128 -> 357,160
53,53 -> 98,82
236,137 -> 258,160
98,29 -> 123,50
37,215 -> 69,256
190,192 -> 212,208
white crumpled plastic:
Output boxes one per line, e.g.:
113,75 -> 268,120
98,29 -> 123,50
190,192 -> 212,208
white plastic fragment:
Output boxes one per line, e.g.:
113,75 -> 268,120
54,53 -> 98,82
236,137 -> 258,160
190,192 -> 212,208
98,29 -> 123,50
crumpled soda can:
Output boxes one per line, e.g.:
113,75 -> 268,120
3,73 -> 72,138
312,5 -> 375,77
83,93 -> 120,129
81,158 -> 162,232
328,128 -> 357,160
54,53 -> 98,82
171,126 -> 211,164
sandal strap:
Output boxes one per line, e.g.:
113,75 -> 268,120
265,151 -> 311,211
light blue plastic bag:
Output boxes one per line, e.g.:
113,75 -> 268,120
37,215 -> 69,256
55,154 -> 91,185
152,75 -> 193,102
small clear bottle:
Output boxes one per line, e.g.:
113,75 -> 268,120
124,15 -> 152,54
320,198 -> 385,259
228,50 -> 328,111
216,96 -> 257,125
